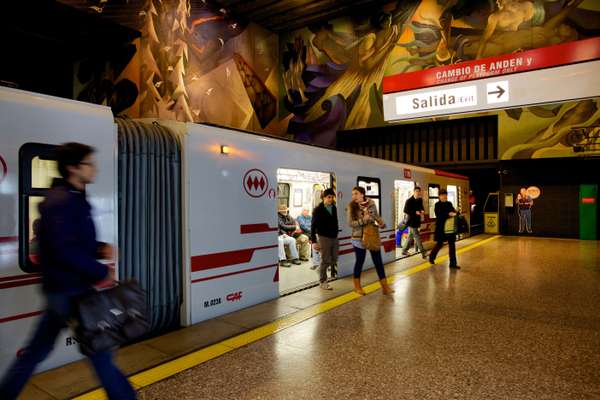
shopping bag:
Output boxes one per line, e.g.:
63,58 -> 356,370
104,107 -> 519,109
74,280 -> 149,356
397,214 -> 408,232
444,217 -> 457,235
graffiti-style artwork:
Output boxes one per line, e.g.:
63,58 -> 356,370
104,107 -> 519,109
62,0 -> 280,134
500,99 -> 600,159
280,0 -> 599,144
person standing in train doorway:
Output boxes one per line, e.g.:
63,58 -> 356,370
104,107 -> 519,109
401,187 -> 428,259
311,189 -> 339,290
348,186 -> 394,295
516,187 -> 533,234
0,143 -> 136,400
428,189 -> 460,270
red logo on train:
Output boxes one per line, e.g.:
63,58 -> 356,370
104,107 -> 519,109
226,291 -> 243,302
243,169 -> 269,198
0,154 -> 7,184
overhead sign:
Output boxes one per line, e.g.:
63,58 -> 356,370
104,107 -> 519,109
383,59 -> 600,122
383,37 -> 600,93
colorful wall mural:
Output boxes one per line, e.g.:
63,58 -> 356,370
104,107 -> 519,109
280,0 -> 600,145
63,0 -> 283,135
499,98 -> 600,159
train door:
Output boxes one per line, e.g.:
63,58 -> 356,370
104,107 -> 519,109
276,168 -> 333,294
447,185 -> 458,210
394,180 -> 414,258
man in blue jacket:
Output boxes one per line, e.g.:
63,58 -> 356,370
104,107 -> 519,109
0,143 -> 136,399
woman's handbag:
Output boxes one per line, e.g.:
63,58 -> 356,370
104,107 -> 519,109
362,223 -> 382,251
74,280 -> 150,356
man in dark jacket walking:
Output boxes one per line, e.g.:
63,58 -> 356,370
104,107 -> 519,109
311,188 -> 339,290
0,143 -> 136,400
429,189 -> 460,269
402,187 -> 427,259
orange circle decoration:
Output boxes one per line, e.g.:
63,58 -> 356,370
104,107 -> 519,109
527,186 -> 541,199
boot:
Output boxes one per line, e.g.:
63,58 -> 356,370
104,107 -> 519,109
380,278 -> 394,295
353,278 -> 365,295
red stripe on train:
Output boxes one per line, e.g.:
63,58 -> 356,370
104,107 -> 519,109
434,170 -> 469,180
0,273 -> 41,283
191,245 -> 277,272
0,311 -> 43,324
0,278 -> 42,290
0,236 -> 18,243
240,224 -> 278,234
192,263 -> 278,283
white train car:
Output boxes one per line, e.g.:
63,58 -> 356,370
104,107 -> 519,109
0,87 -> 470,375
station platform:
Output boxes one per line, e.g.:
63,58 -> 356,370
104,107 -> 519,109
20,235 -> 600,400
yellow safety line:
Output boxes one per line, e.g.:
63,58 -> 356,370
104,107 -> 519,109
74,235 -> 500,399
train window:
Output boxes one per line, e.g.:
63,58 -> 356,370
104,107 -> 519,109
19,143 -> 59,272
312,184 -> 324,209
358,177 -> 381,212
277,183 -> 290,208
428,183 -> 441,218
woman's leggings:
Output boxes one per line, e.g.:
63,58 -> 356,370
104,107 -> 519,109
353,246 -> 386,280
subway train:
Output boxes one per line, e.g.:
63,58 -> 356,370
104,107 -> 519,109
0,86 -> 470,374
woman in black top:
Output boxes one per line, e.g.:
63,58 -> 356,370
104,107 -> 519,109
429,189 -> 460,269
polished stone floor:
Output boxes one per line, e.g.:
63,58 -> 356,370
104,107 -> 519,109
139,236 -> 600,400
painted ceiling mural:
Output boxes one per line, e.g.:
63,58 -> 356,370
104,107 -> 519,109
499,98 -> 600,159
62,0 -> 282,135
280,0 -> 600,146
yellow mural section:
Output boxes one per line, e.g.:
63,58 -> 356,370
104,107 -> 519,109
499,99 -> 600,159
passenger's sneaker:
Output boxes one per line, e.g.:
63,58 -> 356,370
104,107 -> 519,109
279,261 -> 291,268
291,259 -> 302,265
300,257 -> 309,262
421,252 -> 428,260
310,264 -> 318,270
401,251 -> 409,256
319,282 -> 333,290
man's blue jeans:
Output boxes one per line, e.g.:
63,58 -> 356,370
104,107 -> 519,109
519,209 -> 532,233
0,293 -> 136,399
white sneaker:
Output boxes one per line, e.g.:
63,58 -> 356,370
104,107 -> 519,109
319,282 -> 333,290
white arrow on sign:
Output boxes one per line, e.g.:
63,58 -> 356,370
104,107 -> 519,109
486,81 -> 509,104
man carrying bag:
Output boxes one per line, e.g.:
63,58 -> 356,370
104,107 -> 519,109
0,143 -> 138,400
428,189 -> 461,270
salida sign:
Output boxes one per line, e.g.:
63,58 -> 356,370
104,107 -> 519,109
395,86 -> 476,115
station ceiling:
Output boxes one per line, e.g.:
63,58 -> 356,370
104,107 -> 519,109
212,0 -> 387,32
57,0 -> 387,33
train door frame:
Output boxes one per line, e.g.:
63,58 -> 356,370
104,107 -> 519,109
394,179 -> 415,256
276,168 -> 336,294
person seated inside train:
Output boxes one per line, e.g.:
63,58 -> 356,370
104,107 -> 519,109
297,209 -> 312,235
297,208 -> 321,269
278,205 -> 302,267
28,218 -> 41,265
293,209 -> 311,262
